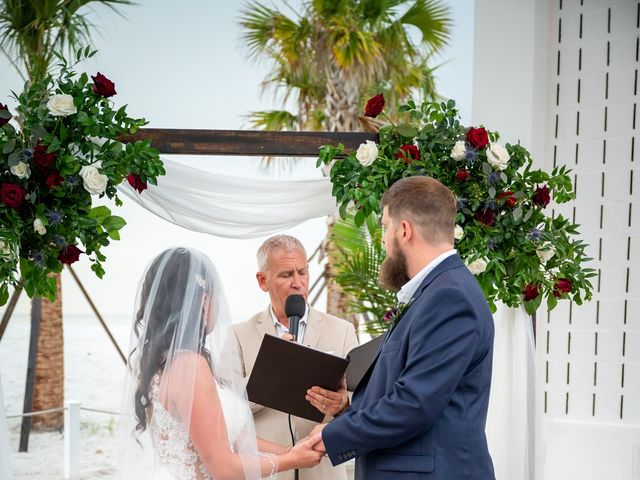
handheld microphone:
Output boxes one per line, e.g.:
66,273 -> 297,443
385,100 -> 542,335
284,294 -> 306,341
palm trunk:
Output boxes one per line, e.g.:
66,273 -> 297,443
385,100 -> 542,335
32,273 -> 64,430
323,67 -> 361,322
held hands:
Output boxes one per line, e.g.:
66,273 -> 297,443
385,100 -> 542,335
286,435 -> 324,468
309,425 -> 326,453
306,376 -> 348,417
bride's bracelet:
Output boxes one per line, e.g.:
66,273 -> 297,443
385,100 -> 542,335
260,453 -> 277,478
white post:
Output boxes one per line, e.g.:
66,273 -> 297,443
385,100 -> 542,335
0,372 -> 13,480
64,401 -> 80,479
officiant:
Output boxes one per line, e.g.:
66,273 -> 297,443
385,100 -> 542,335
231,234 -> 358,480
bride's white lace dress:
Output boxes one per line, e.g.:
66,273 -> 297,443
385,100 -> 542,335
148,373 -> 250,480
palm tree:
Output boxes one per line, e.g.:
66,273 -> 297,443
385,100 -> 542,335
0,0 -> 132,430
240,0 -> 451,317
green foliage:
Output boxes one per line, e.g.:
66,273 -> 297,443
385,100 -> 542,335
330,214 -> 396,335
0,52 -> 164,304
319,98 -> 596,314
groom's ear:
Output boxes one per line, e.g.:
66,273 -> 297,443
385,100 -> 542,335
256,271 -> 269,292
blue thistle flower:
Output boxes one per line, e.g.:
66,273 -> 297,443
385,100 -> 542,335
21,148 -> 33,159
53,236 -> 66,247
486,201 -> 496,211
487,172 -> 499,184
66,175 -> 79,186
33,251 -> 46,267
487,239 -> 498,250
529,228 -> 542,241
456,197 -> 467,210
46,210 -> 63,226
465,147 -> 476,163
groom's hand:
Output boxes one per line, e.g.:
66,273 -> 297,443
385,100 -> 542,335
306,376 -> 348,417
309,425 -> 326,453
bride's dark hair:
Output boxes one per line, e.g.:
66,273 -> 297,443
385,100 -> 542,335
131,248 -> 212,433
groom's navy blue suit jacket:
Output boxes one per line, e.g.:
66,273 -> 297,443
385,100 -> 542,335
323,254 -> 496,479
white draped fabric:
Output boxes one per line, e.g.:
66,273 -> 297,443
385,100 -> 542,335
486,305 -> 537,480
0,373 -> 12,480
114,159 -> 536,479
117,158 -> 337,239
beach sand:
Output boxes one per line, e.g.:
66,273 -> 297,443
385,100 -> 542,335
2,313 -> 128,479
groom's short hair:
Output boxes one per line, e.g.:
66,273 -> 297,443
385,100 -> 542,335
381,176 -> 456,245
257,234 -> 307,271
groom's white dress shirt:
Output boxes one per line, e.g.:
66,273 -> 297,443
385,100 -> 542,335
396,249 -> 457,304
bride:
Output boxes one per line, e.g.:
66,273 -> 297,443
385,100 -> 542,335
119,247 -> 322,479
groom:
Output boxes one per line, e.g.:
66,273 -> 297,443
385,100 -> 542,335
310,176 -> 496,479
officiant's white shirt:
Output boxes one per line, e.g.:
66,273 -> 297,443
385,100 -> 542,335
396,249 -> 457,305
270,304 -> 309,344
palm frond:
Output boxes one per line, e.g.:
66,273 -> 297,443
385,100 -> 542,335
246,109 -> 298,131
400,0 -> 451,53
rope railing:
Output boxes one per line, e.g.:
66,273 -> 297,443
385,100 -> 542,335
5,405 -> 121,419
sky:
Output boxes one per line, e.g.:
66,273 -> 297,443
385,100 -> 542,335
0,0 -> 474,322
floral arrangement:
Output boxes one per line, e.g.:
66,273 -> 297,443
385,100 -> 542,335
319,95 -> 595,314
0,51 -> 164,305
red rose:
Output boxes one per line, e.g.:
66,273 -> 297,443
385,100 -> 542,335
0,183 -> 26,209
127,174 -> 148,194
497,191 -> 517,208
533,185 -> 551,207
552,278 -> 572,297
91,72 -> 117,97
45,171 -> 64,189
0,103 -> 11,127
475,208 -> 495,226
396,144 -> 420,164
523,284 -> 540,301
33,144 -> 56,171
364,93 -> 385,118
58,245 -> 83,265
455,169 -> 469,181
466,127 -> 489,149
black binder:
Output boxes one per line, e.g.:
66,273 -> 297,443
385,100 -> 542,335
344,334 -> 385,391
246,335 -> 349,422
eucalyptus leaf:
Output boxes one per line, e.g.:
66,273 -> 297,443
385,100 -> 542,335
396,123 -> 419,138
7,152 -> 21,166
2,139 -> 15,154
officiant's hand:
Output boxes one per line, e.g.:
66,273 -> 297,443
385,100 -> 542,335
280,333 -> 294,341
306,376 -> 348,417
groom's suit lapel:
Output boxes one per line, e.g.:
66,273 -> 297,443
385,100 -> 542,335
354,254 -> 465,397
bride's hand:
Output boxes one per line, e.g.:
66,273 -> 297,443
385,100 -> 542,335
283,435 -> 324,469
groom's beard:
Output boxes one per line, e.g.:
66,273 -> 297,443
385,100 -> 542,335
379,239 -> 410,292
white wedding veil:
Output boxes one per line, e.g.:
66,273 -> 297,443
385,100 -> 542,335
117,247 -> 267,479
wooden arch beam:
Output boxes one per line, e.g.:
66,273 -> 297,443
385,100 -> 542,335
121,128 -> 378,156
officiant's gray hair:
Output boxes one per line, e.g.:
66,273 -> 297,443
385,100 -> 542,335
257,234 -> 307,271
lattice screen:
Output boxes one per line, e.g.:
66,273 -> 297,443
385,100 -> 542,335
543,0 -> 639,427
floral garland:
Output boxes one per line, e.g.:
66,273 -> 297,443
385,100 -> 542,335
319,95 -> 595,314
0,51 -> 164,304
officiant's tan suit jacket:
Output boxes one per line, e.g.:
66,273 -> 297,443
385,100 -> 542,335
232,306 -> 359,480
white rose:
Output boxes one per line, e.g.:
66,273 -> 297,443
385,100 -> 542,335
47,94 -> 77,117
454,225 -> 464,240
536,244 -> 555,264
450,140 -> 466,161
33,218 -> 46,236
10,161 -> 31,179
466,258 -> 488,275
355,140 -> 378,167
79,165 -> 108,195
486,143 -> 510,170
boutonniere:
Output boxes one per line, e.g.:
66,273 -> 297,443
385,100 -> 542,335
383,300 -> 413,327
